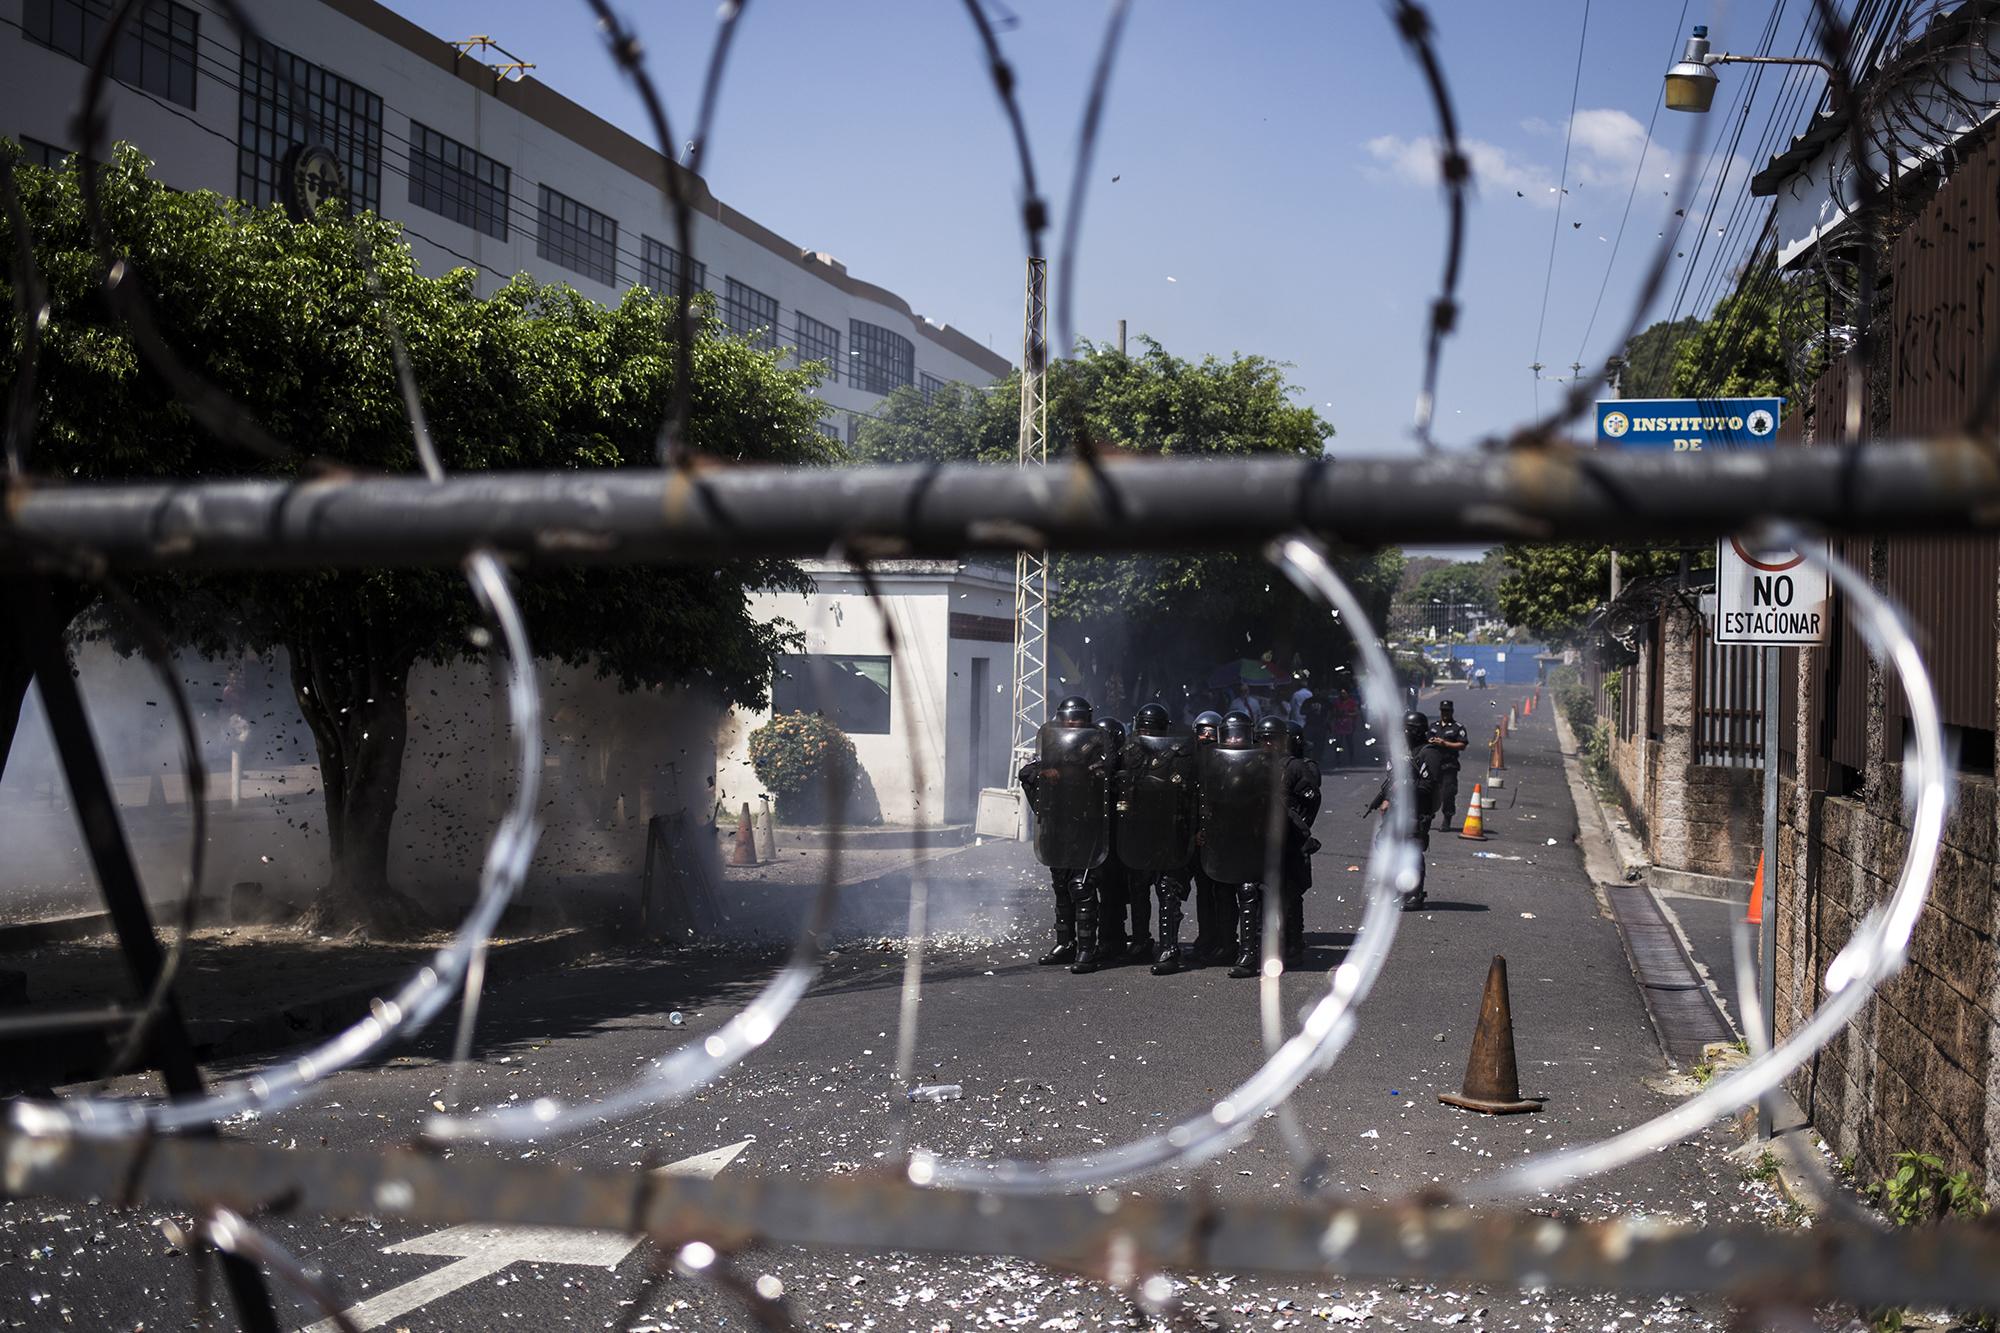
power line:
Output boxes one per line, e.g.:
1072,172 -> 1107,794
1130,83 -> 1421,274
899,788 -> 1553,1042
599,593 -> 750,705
1530,0 -> 1594,414
1572,0 -> 1692,376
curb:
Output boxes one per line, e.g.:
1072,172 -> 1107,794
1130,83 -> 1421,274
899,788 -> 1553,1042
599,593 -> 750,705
191,925 -> 619,1062
1650,865 -> 1752,905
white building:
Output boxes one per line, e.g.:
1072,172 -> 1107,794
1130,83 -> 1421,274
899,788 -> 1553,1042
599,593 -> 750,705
716,563 -> 1019,829
3,0 -> 1011,437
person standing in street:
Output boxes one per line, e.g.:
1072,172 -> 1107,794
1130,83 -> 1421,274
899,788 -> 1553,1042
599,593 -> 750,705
1188,710 -> 1229,963
1019,696 -> 1111,972
1091,717 -> 1134,965
1367,710 -> 1447,909
1264,718 -> 1322,969
1427,698 -> 1469,832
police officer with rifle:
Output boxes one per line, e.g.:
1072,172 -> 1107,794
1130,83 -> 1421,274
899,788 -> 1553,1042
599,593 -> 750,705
1115,703 -> 1200,974
1018,696 -> 1112,972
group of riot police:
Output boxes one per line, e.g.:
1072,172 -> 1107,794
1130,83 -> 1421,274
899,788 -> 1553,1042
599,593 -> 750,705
1018,697 -> 1321,978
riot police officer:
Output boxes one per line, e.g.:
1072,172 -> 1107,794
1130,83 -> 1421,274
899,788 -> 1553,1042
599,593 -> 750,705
1114,704 -> 1199,974
1427,699 -> 1469,832
1018,696 -> 1112,971
1265,716 -> 1322,968
1200,711 -> 1278,979
1187,711 -> 1227,962
1366,710 -> 1446,909
1092,717 -> 1137,964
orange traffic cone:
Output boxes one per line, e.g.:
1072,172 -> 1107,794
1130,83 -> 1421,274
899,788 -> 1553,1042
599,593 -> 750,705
1440,955 -> 1546,1115
1744,852 -> 1765,925
1457,782 -> 1488,839
1489,728 -> 1506,771
1524,695 -> 1534,718
728,801 -> 759,866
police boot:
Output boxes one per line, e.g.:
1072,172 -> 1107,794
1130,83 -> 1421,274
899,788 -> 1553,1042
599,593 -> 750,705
1125,886 -> 1154,963
1070,883 -> 1101,975
1038,873 -> 1077,965
1282,888 -> 1306,968
1150,879 -> 1184,976
1228,883 -> 1262,979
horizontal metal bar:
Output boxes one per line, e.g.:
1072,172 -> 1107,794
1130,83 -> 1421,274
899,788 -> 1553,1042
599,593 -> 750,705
3,441 -> 1998,570
1,1128 -> 1993,1307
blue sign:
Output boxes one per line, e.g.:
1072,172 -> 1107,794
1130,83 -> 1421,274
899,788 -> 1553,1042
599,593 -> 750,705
1595,397 -> 1783,449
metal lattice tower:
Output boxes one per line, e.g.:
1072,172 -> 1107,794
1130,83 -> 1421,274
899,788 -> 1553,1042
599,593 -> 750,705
1008,257 -> 1050,779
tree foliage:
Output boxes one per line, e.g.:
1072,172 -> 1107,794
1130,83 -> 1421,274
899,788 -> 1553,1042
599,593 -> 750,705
1666,277 -> 1790,399
852,337 -> 1400,703
2,144 -> 835,932
1617,316 -> 1699,398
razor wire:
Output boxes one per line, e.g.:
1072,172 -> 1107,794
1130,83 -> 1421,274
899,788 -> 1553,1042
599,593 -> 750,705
0,0 -> 1997,1323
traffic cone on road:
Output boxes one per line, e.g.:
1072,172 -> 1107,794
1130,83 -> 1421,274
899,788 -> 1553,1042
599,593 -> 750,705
728,802 -> 759,866
1489,727 -> 1506,771
1524,695 -> 1534,718
1457,783 -> 1488,840
1440,955 -> 1546,1115
1508,705 -> 1518,731
1744,852 -> 1765,925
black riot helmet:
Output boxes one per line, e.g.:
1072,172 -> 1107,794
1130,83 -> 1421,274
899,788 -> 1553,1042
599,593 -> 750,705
1404,710 -> 1429,748
1438,699 -> 1455,719
1098,717 -> 1126,747
1193,710 -> 1223,744
1256,715 -> 1291,751
1055,695 -> 1093,725
1220,711 -> 1255,747
1134,703 -> 1171,735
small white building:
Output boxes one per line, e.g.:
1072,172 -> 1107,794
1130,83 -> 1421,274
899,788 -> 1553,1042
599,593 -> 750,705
716,562 -> 1019,828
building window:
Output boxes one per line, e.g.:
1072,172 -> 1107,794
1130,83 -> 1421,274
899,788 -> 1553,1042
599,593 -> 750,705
639,235 -> 705,296
407,122 -> 509,240
238,40 -> 383,216
773,654 -> 892,735
817,419 -> 842,441
25,0 -> 199,110
846,413 -> 862,447
537,185 -> 617,286
723,278 -> 778,352
18,136 -> 71,170
795,312 -> 839,370
850,320 -> 915,396
920,372 -> 948,406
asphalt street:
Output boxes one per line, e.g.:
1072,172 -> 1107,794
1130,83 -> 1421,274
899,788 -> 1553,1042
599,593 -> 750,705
0,685 -> 1792,1332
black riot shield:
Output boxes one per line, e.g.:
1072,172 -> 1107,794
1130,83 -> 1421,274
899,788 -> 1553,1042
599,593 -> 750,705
1116,731 -> 1197,876
1030,722 -> 1110,871
1198,744 -> 1281,884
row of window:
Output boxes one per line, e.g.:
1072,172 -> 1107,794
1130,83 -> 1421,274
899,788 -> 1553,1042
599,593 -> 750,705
25,0 -> 199,111
23,6 -> 936,399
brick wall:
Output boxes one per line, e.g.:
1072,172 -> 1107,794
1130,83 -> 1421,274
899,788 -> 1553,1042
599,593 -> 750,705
1608,600 -> 1763,880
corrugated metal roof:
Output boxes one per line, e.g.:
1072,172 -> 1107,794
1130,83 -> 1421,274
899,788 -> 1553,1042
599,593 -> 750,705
1751,0 -> 2000,197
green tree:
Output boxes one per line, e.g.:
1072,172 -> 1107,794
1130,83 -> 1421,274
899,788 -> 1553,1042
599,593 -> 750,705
853,337 -> 1399,700
1666,274 -> 1790,399
1617,316 -> 1699,398
1496,543 -> 1707,644
2,145 -> 834,933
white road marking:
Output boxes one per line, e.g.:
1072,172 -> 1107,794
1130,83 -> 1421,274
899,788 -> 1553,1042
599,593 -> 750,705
300,1139 -> 752,1333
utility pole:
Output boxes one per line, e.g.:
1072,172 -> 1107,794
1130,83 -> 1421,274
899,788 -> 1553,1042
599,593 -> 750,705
1117,318 -> 1126,357
1008,258 -> 1051,792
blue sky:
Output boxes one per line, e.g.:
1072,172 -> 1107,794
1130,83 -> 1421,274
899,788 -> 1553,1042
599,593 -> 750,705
381,1 -> 1823,456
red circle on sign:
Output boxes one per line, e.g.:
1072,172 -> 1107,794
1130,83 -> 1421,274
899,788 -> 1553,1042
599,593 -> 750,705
1729,537 -> 1806,572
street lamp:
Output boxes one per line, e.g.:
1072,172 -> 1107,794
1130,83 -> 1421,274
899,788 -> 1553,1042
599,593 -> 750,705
1664,25 -> 1840,113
